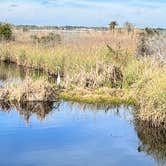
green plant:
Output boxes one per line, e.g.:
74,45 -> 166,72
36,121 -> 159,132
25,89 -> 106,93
0,23 -> 12,40
19,50 -> 27,65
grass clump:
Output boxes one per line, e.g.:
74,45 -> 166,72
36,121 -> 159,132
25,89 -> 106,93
0,77 -> 59,102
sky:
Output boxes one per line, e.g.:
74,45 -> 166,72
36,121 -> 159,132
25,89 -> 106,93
0,0 -> 166,28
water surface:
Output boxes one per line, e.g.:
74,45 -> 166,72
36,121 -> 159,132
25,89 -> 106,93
0,62 -> 48,86
0,63 -> 166,166
0,102 -> 165,166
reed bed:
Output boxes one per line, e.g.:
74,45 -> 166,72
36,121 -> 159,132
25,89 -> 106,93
0,29 -> 165,127
0,77 -> 59,102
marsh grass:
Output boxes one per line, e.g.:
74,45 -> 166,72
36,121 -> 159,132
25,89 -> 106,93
0,77 -> 59,102
123,56 -> 166,127
0,29 -> 165,127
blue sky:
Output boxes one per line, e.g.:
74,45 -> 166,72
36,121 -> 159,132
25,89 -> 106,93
0,0 -> 166,27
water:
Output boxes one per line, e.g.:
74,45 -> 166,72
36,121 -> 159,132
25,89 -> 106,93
0,62 -> 50,86
0,63 -> 166,166
0,102 -> 165,166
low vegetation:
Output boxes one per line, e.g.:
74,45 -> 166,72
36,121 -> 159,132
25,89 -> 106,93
0,77 -> 59,102
0,23 -> 13,40
0,23 -> 165,128
31,32 -> 61,47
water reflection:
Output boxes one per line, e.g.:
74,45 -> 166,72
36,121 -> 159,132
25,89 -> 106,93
0,101 -> 132,124
0,101 -> 61,123
135,119 -> 166,166
0,62 -> 26,82
0,100 -> 166,165
66,102 -> 133,121
0,62 -> 47,86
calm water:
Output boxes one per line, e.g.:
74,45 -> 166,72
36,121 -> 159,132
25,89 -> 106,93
0,62 -> 50,86
0,102 -> 166,166
0,63 -> 166,166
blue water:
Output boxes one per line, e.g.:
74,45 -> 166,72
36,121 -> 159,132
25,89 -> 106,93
0,101 -> 164,166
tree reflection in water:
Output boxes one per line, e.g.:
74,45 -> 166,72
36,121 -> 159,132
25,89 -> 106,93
66,102 -> 133,121
0,100 -> 166,165
134,119 -> 166,166
0,101 -> 61,123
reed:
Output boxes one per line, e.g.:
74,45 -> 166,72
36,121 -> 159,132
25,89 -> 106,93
0,77 -> 59,102
0,29 -> 165,127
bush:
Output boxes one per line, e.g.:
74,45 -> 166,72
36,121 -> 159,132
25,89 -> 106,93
40,33 -> 61,46
137,29 -> 166,63
0,23 -> 12,40
31,33 -> 61,47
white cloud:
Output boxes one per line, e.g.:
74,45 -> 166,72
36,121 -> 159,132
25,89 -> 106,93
0,0 -> 165,27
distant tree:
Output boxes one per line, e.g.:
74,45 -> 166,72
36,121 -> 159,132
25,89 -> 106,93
23,26 -> 29,32
144,27 -> 159,36
124,21 -> 134,34
0,23 -> 12,40
109,21 -> 118,32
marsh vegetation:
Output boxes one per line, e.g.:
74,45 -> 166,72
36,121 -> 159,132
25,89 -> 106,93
0,23 -> 165,128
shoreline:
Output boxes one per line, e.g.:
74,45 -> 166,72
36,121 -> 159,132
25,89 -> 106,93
0,39 -> 165,129
0,59 -> 165,129
0,81 -> 165,129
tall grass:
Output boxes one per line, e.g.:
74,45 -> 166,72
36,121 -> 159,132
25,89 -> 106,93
0,30 -> 136,85
0,29 -> 165,127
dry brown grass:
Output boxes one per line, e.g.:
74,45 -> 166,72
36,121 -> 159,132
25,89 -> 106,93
13,29 -> 138,49
0,77 -> 58,102
0,28 -> 166,127
0,29 -> 138,87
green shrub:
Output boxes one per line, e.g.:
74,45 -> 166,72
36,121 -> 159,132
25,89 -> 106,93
31,33 -> 61,47
0,23 -> 12,40
40,33 -> 61,47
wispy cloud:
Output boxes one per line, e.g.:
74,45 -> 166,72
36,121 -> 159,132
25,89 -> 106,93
0,0 -> 165,27
10,4 -> 19,7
